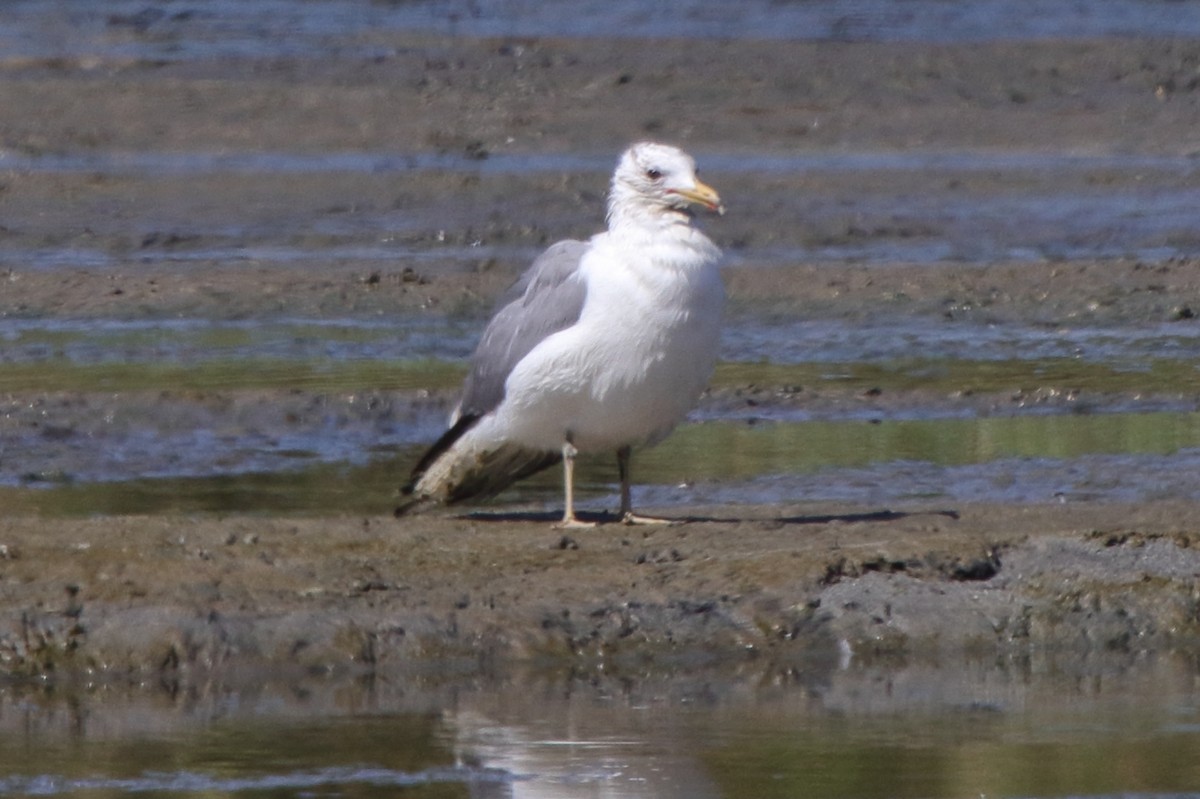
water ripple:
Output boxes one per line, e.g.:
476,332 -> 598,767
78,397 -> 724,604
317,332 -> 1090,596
0,765 -> 516,796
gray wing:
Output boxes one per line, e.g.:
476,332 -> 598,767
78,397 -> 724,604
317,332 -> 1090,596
458,239 -> 589,417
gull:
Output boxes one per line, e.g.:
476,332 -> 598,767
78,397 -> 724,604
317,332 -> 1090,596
398,141 -> 725,527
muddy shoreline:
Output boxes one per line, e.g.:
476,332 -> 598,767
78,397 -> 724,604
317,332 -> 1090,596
4,502 -> 1200,687
4,32 -> 1200,685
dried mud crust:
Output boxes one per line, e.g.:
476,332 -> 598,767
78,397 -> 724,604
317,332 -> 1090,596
2,503 -> 1199,683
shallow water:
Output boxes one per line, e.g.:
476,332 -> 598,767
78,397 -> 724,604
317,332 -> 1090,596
8,312 -> 1200,368
4,306 -> 1200,506
7,410 -> 1200,515
3,0 -> 1200,61
2,654 -> 1200,799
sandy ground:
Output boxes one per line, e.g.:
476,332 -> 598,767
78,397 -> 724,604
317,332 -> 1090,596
4,33 -> 1200,685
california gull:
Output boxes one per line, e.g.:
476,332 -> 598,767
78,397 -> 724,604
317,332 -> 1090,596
398,141 -> 725,526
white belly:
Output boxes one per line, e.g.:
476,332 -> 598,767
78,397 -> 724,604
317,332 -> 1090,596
492,252 -> 724,453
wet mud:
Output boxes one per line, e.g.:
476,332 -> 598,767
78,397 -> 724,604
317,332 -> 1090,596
3,503 -> 1200,685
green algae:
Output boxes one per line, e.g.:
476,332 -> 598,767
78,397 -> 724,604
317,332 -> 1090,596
2,355 -> 1197,395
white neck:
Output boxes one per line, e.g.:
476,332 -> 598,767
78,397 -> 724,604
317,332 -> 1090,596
605,186 -> 693,234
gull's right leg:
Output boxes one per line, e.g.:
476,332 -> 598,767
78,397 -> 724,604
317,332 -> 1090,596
617,445 -> 673,526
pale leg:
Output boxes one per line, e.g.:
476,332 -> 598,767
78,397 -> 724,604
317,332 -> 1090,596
617,446 -> 672,525
559,440 -> 596,528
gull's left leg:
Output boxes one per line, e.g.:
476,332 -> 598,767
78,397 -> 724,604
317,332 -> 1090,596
558,439 -> 596,528
617,446 -> 672,525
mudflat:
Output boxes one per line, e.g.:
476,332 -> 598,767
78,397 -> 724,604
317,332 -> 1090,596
4,32 -> 1200,683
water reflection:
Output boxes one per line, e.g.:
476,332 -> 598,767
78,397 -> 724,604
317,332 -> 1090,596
443,656 -> 1200,799
447,706 -> 724,798
2,654 -> 1199,798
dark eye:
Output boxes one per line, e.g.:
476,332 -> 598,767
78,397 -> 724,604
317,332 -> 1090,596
645,168 -> 662,180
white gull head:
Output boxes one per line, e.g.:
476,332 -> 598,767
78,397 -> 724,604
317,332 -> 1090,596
606,141 -> 724,230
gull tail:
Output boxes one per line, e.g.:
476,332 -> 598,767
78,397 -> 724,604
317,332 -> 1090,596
396,414 -> 561,516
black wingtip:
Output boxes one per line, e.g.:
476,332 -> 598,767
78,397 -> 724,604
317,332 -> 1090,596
397,412 -> 483,512
394,495 -> 421,517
